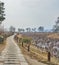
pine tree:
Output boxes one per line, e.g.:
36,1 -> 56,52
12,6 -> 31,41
0,1 -> 5,24
53,17 -> 59,32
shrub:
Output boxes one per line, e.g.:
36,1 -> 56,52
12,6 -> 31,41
0,36 -> 4,43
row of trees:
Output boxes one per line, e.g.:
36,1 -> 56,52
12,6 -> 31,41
18,17 -> 59,33
9,17 -> 59,33
9,26 -> 15,33
14,35 -> 31,52
8,26 -> 44,35
0,1 -> 5,35
0,1 -> 59,33
0,1 -> 5,43
14,34 -> 51,62
18,26 -> 44,33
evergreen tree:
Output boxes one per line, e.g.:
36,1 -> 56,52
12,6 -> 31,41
38,26 -> 44,32
53,17 -> 59,32
0,1 -> 5,24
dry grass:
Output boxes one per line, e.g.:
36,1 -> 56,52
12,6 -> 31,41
0,40 -> 6,53
15,33 -> 59,65
48,33 -> 59,39
18,43 -> 59,65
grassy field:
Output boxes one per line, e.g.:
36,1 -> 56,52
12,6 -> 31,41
15,33 -> 59,65
18,43 -> 59,65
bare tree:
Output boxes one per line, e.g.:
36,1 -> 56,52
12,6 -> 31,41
38,26 -> 44,32
32,28 -> 36,32
18,28 -> 25,33
9,26 -> 15,33
26,28 -> 31,32
18,28 -> 22,33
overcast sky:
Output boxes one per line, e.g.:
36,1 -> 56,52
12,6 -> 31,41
1,0 -> 59,29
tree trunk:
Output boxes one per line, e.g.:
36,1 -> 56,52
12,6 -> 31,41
48,52 -> 51,62
22,42 -> 23,47
28,44 -> 30,52
28,45 -> 30,51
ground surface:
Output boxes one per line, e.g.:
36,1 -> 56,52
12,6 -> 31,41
0,36 -> 29,65
24,55 -> 47,65
0,35 -> 56,65
0,41 -> 6,54
16,33 -> 59,65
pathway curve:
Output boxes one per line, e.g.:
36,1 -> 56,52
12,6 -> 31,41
1,35 -> 28,65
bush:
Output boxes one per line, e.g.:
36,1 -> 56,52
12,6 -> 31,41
0,36 -> 4,43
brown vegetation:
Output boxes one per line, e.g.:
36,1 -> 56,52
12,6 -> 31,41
19,43 -> 58,65
0,40 -> 6,53
14,33 -> 59,65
